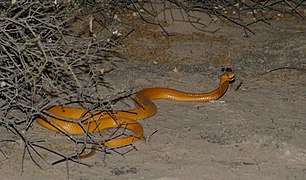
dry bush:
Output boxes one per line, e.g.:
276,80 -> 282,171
0,0 -> 124,168
110,0 -> 305,36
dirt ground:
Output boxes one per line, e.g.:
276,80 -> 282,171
0,11 -> 305,180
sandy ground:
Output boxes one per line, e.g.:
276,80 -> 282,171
0,12 -> 305,180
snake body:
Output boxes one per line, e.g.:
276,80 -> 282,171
36,71 -> 235,154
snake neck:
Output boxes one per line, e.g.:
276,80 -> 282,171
215,79 -> 230,98
135,79 -> 230,102
122,79 -> 230,120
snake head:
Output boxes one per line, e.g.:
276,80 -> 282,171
220,71 -> 235,82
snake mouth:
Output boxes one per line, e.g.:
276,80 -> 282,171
228,75 -> 235,82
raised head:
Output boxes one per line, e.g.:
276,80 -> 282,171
217,68 -> 235,96
220,71 -> 235,82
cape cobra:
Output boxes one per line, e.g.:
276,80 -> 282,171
36,69 -> 235,158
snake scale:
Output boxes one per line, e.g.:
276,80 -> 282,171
36,69 -> 235,158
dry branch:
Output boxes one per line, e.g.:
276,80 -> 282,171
0,0 -> 123,170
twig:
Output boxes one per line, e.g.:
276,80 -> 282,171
261,66 -> 306,75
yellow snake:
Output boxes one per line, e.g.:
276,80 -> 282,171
36,70 -> 235,158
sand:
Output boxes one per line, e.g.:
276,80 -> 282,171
0,12 -> 305,180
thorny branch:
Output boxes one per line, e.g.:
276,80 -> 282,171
0,0 -> 129,172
